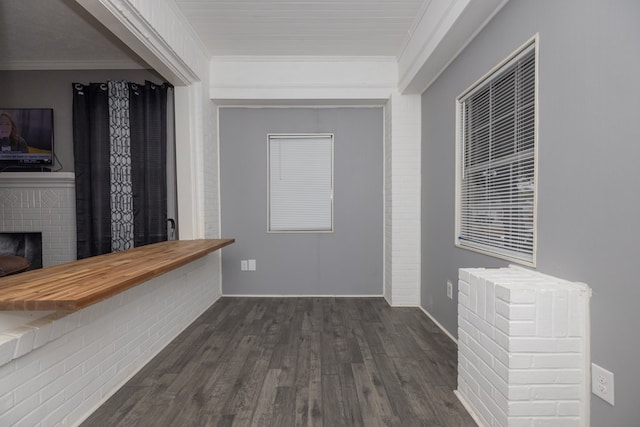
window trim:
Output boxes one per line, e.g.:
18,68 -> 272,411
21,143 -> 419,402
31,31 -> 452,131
267,133 -> 335,234
454,34 -> 539,266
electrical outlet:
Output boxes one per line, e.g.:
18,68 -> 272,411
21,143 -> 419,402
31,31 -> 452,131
240,260 -> 248,271
446,280 -> 453,299
592,363 -> 615,405
248,259 -> 256,271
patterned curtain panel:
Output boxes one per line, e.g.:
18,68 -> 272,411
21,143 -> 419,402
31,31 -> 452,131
108,81 -> 134,252
73,80 -> 171,260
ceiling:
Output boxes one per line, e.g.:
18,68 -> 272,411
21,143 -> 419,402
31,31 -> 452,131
173,0 -> 428,57
0,0 -> 147,69
0,0 -> 431,70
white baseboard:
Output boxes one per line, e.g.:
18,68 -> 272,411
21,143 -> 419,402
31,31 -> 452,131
454,390 -> 485,427
418,306 -> 457,344
222,294 -> 384,298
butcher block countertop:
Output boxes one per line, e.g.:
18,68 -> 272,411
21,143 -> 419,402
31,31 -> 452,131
0,239 -> 234,311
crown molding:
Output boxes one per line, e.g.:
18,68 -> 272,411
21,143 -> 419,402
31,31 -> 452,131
398,0 -> 509,94
211,55 -> 397,64
75,0 -> 204,85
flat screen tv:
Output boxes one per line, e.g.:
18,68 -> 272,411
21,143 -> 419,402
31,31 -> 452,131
0,108 -> 54,167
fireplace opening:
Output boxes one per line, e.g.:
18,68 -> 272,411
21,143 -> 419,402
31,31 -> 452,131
0,232 -> 43,274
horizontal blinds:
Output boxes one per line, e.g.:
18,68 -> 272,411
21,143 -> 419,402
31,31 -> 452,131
458,43 -> 536,262
269,134 -> 333,232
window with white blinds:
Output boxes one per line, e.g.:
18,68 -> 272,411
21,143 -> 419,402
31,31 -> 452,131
456,37 -> 537,265
268,134 -> 334,232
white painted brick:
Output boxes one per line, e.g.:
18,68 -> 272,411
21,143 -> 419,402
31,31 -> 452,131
492,358 -> 509,382
494,329 -> 509,351
459,269 -> 471,283
477,358 -> 508,397
530,385 -> 582,400
494,313 -> 510,335
508,338 -> 559,353
507,354 -> 533,369
16,391 -> 64,427
508,401 -> 557,417
458,279 -> 470,296
465,385 -> 493,426
506,385 -> 530,401
0,391 -> 14,414
556,339 -> 583,353
460,363 -> 482,395
507,321 -> 537,337
532,418 -> 581,427
39,363 -> 70,403
556,401 -> 581,416
477,276 -> 486,320
509,369 -> 582,385
0,335 -> 18,366
535,292 -> 553,337
530,354 -> 582,369
0,394 -> 40,427
551,290 -> 569,337
467,335 -> 494,368
31,321 -> 53,350
14,362 -> 65,403
479,387 -> 508,426
7,327 -> 37,359
457,267 -> 589,426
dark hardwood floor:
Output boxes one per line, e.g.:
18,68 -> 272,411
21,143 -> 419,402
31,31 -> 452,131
82,297 -> 476,426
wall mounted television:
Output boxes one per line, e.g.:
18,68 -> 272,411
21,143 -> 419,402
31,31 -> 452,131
0,108 -> 54,168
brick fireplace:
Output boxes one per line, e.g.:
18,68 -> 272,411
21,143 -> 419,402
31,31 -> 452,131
0,172 -> 76,267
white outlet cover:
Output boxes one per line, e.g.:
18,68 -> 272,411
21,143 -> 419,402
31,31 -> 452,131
446,280 -> 453,299
241,260 -> 248,271
592,363 -> 615,405
248,259 -> 256,271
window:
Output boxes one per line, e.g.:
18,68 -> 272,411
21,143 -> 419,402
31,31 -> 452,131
268,134 -> 334,232
455,36 -> 537,265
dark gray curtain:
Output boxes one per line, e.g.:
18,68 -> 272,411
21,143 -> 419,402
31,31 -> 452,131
73,81 -> 171,259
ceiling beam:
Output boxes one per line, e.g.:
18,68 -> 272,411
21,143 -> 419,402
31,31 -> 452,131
398,0 -> 509,94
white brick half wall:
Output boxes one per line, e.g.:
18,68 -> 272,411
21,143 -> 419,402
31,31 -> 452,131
0,254 -> 221,426
457,266 -> 591,427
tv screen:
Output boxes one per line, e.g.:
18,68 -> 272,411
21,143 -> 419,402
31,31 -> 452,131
0,108 -> 54,166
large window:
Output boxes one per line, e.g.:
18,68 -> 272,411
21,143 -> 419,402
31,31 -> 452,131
455,36 -> 538,265
268,134 -> 334,232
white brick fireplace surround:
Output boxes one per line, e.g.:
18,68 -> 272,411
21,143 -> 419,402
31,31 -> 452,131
457,266 -> 591,427
0,172 -> 76,267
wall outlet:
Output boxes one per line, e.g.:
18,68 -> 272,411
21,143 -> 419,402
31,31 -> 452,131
592,363 -> 615,405
240,260 -> 248,271
446,280 -> 453,299
248,259 -> 256,271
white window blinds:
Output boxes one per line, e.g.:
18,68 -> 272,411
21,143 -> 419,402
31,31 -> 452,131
456,39 -> 537,265
268,134 -> 334,232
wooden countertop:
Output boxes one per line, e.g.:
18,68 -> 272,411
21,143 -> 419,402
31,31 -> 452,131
0,239 -> 234,311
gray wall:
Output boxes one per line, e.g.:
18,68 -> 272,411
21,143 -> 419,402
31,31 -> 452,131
220,107 -> 383,295
421,0 -> 640,425
0,69 -> 164,172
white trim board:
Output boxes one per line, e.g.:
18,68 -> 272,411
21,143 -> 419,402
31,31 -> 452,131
222,294 -> 384,298
419,306 -> 458,344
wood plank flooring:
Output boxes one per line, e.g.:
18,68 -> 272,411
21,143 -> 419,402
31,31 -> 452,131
82,297 -> 476,426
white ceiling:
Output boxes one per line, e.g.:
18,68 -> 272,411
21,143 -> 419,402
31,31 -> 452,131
0,0 -> 431,70
173,0 -> 429,57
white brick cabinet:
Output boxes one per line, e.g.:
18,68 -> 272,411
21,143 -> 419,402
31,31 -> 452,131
457,266 -> 590,427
